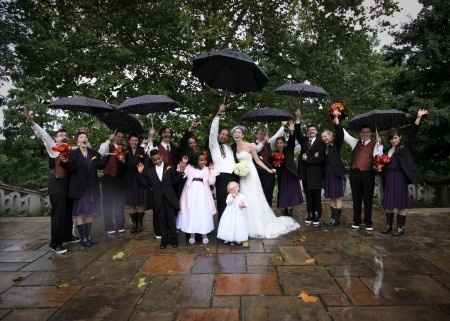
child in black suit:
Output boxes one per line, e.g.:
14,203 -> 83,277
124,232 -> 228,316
137,149 -> 184,249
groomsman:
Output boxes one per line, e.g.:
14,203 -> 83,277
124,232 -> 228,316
342,125 -> 382,231
99,130 -> 126,235
209,104 -> 238,219
294,111 -> 326,227
25,110 -> 77,254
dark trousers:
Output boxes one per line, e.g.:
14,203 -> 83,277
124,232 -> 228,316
305,189 -> 322,221
102,176 -> 124,231
350,170 -> 375,226
153,208 -> 160,237
156,203 -> 177,246
257,168 -> 275,206
62,198 -> 74,242
215,173 -> 239,219
49,192 -> 67,247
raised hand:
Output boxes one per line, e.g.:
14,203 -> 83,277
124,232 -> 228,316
24,108 -> 33,121
417,109 -> 429,118
137,162 -> 145,174
287,120 -> 295,132
295,108 -> 302,121
218,104 -> 226,115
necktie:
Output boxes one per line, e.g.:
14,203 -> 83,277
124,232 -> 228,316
219,144 -> 226,158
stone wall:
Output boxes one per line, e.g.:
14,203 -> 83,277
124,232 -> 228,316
0,183 -> 49,216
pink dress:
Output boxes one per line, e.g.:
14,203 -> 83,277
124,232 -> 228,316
177,165 -> 217,234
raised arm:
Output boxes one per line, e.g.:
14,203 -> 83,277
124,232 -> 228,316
408,109 -> 428,149
342,128 -> 358,150
268,125 -> 286,149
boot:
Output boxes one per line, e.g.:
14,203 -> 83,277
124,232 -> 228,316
382,212 -> 394,234
393,215 -> 406,236
329,207 -> 337,226
137,212 -> 145,233
335,208 -> 342,226
77,224 -> 90,248
85,223 -> 97,246
130,214 -> 138,234
283,208 -> 290,216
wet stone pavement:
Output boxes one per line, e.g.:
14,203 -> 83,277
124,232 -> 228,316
1,205 -> 450,321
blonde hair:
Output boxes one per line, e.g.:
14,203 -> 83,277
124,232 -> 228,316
321,129 -> 334,139
227,181 -> 239,193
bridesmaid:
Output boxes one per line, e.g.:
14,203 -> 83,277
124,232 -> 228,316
322,115 -> 346,225
272,121 -> 303,216
122,133 -> 147,233
380,109 -> 428,236
68,131 -> 104,247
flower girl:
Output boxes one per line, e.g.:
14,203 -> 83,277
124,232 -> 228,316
177,152 -> 217,245
217,181 -> 249,245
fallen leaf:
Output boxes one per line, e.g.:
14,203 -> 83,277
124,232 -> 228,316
112,251 -> 125,260
242,241 -> 249,248
57,282 -> 70,288
137,277 -> 147,289
305,258 -> 315,265
298,291 -> 319,303
12,276 -> 25,283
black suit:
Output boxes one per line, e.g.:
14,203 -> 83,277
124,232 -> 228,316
138,164 -> 182,245
295,124 -> 326,222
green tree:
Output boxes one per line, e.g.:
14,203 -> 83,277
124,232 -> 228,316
1,0 -> 400,188
386,0 -> 450,178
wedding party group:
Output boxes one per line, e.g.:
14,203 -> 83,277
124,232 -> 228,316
24,104 -> 428,255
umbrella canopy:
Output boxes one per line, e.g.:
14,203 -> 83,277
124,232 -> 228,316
118,95 -> 179,114
193,49 -> 269,93
96,111 -> 144,135
241,107 -> 294,123
275,82 -> 329,98
348,109 -> 408,131
49,96 -> 115,114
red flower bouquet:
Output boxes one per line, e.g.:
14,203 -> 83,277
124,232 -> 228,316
51,143 -> 70,158
329,101 -> 346,120
374,154 -> 391,171
272,151 -> 285,168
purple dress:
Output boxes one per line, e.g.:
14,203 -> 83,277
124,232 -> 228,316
324,166 -> 345,199
277,166 -> 303,209
382,153 -> 409,210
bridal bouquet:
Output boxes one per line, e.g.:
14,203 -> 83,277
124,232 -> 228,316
233,160 -> 250,177
374,154 -> 391,172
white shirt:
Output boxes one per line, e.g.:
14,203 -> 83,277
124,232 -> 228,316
142,140 -> 157,155
98,140 -> 111,156
343,128 -> 383,156
155,163 -> 164,181
209,116 -> 236,175
31,122 -> 59,158
308,137 -> 316,146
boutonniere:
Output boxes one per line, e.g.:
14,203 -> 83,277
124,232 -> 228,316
164,166 -> 172,173
91,156 -> 97,160
139,154 -> 144,158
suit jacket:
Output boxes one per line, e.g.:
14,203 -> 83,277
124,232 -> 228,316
326,124 -> 346,178
137,163 -> 182,212
294,123 -> 325,190
68,148 -> 104,200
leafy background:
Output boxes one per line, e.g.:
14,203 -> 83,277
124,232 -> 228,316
0,0 -> 449,188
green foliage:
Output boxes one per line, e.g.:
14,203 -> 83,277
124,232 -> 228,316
0,0 -> 401,188
386,0 -> 450,178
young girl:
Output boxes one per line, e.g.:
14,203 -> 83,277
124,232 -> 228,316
380,109 -> 427,236
272,121 -> 303,216
177,152 -> 217,245
217,181 -> 249,245
321,115 -> 346,226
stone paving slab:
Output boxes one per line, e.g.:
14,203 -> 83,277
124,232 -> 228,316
1,209 -> 450,320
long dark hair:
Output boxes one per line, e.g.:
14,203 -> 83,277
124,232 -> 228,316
188,152 -> 206,169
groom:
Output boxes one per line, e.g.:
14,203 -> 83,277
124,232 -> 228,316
209,104 -> 238,219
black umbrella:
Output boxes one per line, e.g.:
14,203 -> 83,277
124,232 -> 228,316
49,96 -> 115,114
348,109 -> 408,131
241,107 -> 294,123
275,82 -> 329,98
193,49 -> 269,94
118,95 -> 179,114
96,111 -> 144,135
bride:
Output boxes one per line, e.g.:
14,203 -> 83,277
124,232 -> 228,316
231,125 -> 300,239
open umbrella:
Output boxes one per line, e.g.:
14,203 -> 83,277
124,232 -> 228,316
241,107 -> 294,123
96,111 -> 144,135
118,95 -> 179,114
49,96 -> 115,114
275,82 -> 329,98
348,109 -> 408,131
193,49 -> 269,94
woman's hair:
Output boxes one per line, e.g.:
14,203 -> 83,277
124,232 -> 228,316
75,130 -> 87,140
231,125 -> 246,135
322,129 -> 335,139
227,181 -> 239,193
275,136 -> 286,144
128,132 -> 140,141
388,128 -> 401,140
159,126 -> 173,137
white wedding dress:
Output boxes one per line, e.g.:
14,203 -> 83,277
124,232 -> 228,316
237,150 -> 300,239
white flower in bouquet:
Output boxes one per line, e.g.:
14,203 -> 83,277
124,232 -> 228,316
233,160 -> 250,177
